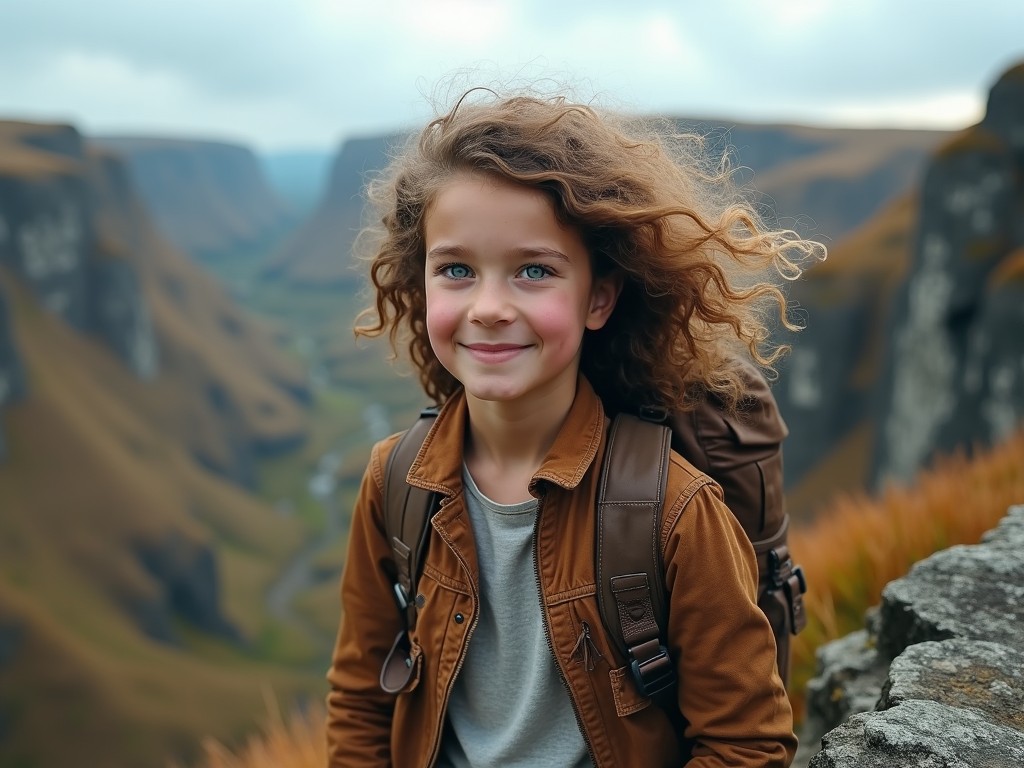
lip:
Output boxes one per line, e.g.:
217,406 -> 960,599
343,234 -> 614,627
460,342 -> 530,363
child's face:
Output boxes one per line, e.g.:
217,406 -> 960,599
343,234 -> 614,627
423,172 -> 619,409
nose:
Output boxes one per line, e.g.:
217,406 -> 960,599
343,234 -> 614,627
466,278 -> 515,327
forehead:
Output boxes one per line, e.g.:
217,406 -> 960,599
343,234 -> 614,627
424,172 -> 586,257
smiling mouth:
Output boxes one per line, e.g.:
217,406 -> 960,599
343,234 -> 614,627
460,343 -> 529,362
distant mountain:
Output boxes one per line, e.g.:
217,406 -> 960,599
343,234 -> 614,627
265,123 -> 947,287
0,120 -> 315,767
263,133 -> 402,286
96,136 -> 292,258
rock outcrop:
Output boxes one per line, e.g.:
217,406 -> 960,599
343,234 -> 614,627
803,506 -> 1024,766
125,531 -> 240,644
0,284 -> 26,458
0,123 -> 159,376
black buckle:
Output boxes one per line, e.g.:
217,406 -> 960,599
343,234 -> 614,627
768,547 -> 793,589
791,565 -> 807,596
637,405 -> 669,423
630,645 -> 675,697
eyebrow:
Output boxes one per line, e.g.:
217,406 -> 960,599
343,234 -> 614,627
425,244 -> 571,262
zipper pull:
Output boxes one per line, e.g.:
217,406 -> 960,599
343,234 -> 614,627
570,621 -> 603,671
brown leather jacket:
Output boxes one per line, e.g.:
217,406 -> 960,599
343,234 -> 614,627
326,377 -> 796,767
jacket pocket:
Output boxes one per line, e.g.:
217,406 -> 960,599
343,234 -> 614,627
608,665 -> 652,717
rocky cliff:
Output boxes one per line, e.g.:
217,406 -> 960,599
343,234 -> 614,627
0,121 -> 310,481
0,284 -> 26,459
801,505 -> 1024,765
0,120 -> 315,767
874,63 -> 1024,484
96,136 -> 292,258
774,62 -> 1024,512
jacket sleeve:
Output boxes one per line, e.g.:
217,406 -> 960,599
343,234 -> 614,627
662,475 -> 797,768
326,437 -> 403,767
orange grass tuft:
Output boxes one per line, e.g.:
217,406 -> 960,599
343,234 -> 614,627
788,427 -> 1024,718
175,690 -> 325,768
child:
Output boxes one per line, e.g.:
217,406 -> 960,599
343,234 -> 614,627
326,89 -> 821,768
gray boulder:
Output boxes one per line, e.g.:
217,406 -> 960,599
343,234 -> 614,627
810,699 -> 1024,768
803,506 -> 1024,766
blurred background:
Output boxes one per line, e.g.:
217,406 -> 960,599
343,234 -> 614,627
1,2 -> 1023,766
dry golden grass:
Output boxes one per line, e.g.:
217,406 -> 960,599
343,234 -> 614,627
788,428 -> 1024,718
177,693 -> 326,768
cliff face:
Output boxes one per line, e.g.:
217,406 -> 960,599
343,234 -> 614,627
96,136 -> 292,258
802,506 -> 1024,765
0,123 -> 158,377
0,122 -> 310,481
772,62 -> 1024,512
873,64 -> 1024,486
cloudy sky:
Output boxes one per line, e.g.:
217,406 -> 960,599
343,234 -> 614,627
3,0 -> 1023,152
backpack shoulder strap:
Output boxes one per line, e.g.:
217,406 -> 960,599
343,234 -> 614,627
596,413 -> 675,698
382,408 -> 439,631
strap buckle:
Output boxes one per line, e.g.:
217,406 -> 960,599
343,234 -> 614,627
392,582 -> 410,612
637,405 -> 669,423
768,546 -> 808,634
630,644 -> 675,697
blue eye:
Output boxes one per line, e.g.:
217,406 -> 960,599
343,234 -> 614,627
522,264 -> 548,280
443,263 -> 471,279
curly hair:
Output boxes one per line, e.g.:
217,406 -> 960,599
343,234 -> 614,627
354,88 -> 824,413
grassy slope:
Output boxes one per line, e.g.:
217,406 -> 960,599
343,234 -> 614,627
0,269 -> 330,768
0,122 -> 327,767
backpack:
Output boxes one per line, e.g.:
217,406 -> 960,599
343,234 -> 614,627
379,359 -> 807,698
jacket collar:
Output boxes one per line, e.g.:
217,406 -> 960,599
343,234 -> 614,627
406,376 -> 606,498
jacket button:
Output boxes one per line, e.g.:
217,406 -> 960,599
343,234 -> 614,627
454,613 -> 465,624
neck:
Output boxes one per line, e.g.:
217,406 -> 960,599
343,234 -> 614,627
462,378 -> 577,497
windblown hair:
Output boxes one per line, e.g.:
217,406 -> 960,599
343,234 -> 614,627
355,88 -> 824,412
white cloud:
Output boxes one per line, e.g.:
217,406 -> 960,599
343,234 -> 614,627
825,90 -> 986,130
0,0 -> 1021,150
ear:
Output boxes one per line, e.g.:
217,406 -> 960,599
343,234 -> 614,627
586,271 -> 623,331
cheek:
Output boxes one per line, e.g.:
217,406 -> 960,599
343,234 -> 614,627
531,302 -> 588,350
425,288 -> 460,351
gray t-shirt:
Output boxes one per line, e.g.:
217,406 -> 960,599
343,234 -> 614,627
435,466 -> 593,768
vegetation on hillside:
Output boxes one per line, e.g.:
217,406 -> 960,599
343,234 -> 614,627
184,426 -> 1024,765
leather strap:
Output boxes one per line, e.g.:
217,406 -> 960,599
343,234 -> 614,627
383,409 -> 439,630
597,414 -> 674,697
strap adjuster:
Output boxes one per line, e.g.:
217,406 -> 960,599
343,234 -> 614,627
630,644 -> 675,697
393,582 -> 410,612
